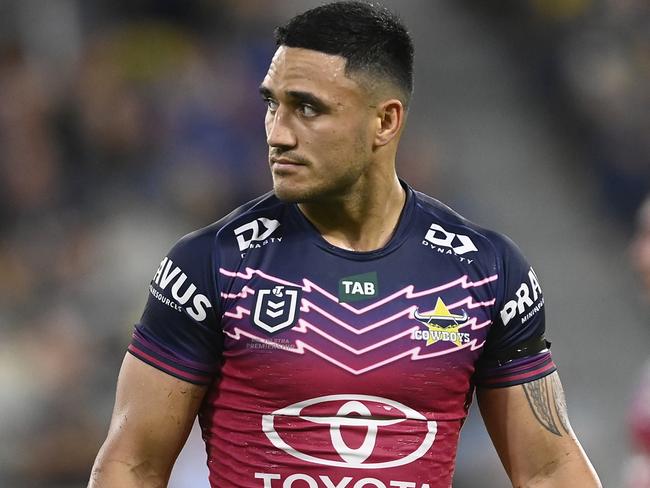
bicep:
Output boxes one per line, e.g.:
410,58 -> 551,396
92,353 -> 207,483
477,371 -> 600,486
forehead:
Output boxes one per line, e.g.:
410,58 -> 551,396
262,46 -> 364,101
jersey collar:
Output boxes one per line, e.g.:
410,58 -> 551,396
288,180 -> 416,261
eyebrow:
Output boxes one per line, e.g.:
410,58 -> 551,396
259,85 -> 328,110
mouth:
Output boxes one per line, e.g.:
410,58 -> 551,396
270,157 -> 304,167
270,157 -> 307,175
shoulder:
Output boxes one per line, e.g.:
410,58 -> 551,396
412,188 -> 522,262
147,191 -> 286,317
171,191 -> 286,258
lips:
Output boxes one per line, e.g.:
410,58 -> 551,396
270,157 -> 306,175
271,157 -> 303,167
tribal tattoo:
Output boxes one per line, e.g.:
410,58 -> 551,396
522,373 -> 571,436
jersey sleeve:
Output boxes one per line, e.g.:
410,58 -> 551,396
127,229 -> 222,385
474,233 -> 556,388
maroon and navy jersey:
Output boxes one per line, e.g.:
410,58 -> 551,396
128,183 -> 554,488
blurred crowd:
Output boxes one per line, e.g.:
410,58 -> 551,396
471,0 -> 650,225
0,2 -> 276,485
0,1 -> 647,487
628,197 -> 650,488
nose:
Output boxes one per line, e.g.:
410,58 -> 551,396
266,107 -> 297,149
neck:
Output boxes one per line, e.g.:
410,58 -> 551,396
297,174 -> 406,252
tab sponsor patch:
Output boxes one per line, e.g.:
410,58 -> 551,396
338,272 -> 378,303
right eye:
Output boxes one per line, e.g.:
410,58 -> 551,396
265,98 -> 279,112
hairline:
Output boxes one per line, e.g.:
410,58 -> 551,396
276,44 -> 411,109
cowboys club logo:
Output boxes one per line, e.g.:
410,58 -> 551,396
412,297 -> 471,346
262,394 -> 437,469
252,285 -> 302,334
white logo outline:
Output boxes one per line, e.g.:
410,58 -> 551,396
262,394 -> 437,469
252,286 -> 300,334
234,218 -> 281,252
424,223 -> 477,255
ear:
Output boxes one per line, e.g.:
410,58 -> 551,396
373,99 -> 405,147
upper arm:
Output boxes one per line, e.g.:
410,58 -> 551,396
90,230 -> 223,486
89,354 -> 207,486
477,371 -> 601,487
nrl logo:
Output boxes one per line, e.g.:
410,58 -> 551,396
251,285 -> 302,335
412,298 -> 470,347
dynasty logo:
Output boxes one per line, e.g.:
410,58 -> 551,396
421,222 -> 477,264
233,217 -> 282,256
411,298 -> 470,346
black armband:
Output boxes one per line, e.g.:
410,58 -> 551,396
492,335 -> 551,366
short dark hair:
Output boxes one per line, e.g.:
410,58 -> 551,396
275,1 -> 414,105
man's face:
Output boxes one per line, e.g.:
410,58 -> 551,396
260,46 -> 377,202
632,201 -> 650,300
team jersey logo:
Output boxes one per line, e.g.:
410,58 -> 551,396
338,271 -> 378,303
262,394 -> 437,469
412,298 -> 470,346
422,222 -> 477,264
499,267 -> 544,326
424,223 -> 477,255
251,285 -> 302,334
234,218 -> 281,252
151,257 -> 212,322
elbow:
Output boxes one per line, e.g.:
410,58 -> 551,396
513,451 -> 602,488
88,450 -> 169,488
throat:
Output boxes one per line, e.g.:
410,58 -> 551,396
322,233 -> 389,252
297,183 -> 407,252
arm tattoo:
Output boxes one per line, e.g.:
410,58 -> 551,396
550,373 -> 571,435
522,374 -> 571,436
522,377 -> 560,435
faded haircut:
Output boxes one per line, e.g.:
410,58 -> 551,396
275,1 -> 414,106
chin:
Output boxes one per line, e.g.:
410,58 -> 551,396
272,183 -> 307,203
272,175 -> 351,203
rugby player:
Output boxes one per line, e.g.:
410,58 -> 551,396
88,2 -> 602,487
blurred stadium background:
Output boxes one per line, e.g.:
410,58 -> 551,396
0,0 -> 648,487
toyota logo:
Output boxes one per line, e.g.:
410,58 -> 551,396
262,394 -> 437,469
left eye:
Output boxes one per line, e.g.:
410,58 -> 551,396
299,105 -> 318,117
